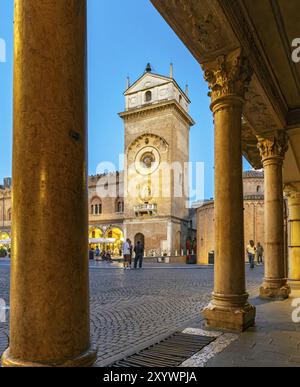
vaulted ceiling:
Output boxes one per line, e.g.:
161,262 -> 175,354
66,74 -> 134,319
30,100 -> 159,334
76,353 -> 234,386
151,0 -> 300,184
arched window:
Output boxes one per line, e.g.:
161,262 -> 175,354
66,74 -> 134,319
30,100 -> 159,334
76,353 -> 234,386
179,95 -> 182,104
116,198 -> 124,213
91,197 -> 102,215
7,208 -> 11,221
145,91 -> 152,102
134,233 -> 145,247
257,185 -> 261,193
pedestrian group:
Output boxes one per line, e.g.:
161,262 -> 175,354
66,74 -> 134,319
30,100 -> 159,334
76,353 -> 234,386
246,240 -> 264,269
122,238 -> 144,270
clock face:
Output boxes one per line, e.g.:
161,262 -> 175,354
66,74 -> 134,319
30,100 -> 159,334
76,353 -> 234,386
135,146 -> 160,175
141,152 -> 155,169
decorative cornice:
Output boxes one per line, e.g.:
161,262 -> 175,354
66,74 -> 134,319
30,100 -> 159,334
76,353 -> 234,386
242,170 -> 264,179
257,130 -> 289,163
119,100 -> 195,126
244,195 -> 264,201
202,48 -> 253,105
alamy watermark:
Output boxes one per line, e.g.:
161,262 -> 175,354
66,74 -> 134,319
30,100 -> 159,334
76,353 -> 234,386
94,155 -> 205,209
292,38 -> 300,63
0,38 -> 6,63
0,298 -> 7,323
292,298 -> 300,323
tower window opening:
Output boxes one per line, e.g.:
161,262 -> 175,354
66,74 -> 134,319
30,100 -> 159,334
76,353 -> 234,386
145,91 -> 152,102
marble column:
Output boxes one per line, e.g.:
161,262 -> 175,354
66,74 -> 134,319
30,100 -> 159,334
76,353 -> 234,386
257,131 -> 290,299
201,49 -> 256,332
285,183 -> 300,288
2,0 -> 96,367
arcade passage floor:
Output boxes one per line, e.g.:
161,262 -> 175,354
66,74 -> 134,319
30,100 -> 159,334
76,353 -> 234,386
0,260 -> 263,366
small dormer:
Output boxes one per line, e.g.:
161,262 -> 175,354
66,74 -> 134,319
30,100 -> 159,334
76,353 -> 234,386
124,64 -> 190,113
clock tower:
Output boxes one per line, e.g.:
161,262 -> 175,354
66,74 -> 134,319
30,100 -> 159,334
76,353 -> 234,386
119,64 -> 195,256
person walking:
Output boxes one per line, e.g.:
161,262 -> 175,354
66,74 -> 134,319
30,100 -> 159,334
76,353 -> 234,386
256,242 -> 264,265
129,239 -> 133,269
106,250 -> 112,263
246,240 -> 256,270
95,246 -> 100,259
123,238 -> 131,270
134,240 -> 144,269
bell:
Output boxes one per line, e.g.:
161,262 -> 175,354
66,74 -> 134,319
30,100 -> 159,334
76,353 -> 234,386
145,63 -> 152,73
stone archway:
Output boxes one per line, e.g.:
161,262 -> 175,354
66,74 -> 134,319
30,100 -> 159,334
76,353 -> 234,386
134,233 -> 145,247
104,227 -> 124,257
89,226 -> 103,240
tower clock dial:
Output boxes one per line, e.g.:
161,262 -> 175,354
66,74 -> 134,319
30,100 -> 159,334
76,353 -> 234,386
135,146 -> 160,175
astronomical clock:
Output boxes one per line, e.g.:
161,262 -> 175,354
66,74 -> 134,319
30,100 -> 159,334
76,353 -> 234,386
127,133 -> 168,206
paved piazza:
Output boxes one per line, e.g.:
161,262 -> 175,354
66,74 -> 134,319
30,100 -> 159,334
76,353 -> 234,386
0,260 -> 263,366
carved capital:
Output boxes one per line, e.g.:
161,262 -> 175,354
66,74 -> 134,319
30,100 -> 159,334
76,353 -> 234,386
202,49 -> 253,105
284,183 -> 300,203
257,130 -> 289,163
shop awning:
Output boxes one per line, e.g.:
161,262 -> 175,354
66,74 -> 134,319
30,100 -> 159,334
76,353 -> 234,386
0,239 -> 11,244
89,238 -> 116,244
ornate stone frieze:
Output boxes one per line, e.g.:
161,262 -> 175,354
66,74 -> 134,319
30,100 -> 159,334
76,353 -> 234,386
160,0 -> 233,57
241,121 -> 263,169
218,0 -> 287,121
174,0 -> 224,52
202,49 -> 253,104
257,130 -> 289,162
244,84 -> 279,133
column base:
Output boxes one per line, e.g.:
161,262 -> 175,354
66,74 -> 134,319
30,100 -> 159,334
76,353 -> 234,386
259,280 -> 291,300
202,302 -> 256,333
288,280 -> 300,290
1,346 -> 97,368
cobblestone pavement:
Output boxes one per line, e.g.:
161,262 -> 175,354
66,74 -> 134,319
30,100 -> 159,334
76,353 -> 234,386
0,260 -> 263,366
0,260 -> 9,360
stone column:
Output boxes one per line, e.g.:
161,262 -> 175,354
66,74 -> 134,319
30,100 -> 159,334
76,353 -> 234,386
202,49 -> 256,332
2,0 -> 96,367
285,183 -> 300,288
257,131 -> 290,299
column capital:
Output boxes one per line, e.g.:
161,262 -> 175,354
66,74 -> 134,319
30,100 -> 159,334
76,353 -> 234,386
202,48 -> 253,107
257,130 -> 289,164
284,182 -> 300,202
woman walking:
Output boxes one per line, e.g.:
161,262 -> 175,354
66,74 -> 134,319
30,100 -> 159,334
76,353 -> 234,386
123,238 -> 131,270
246,240 -> 256,270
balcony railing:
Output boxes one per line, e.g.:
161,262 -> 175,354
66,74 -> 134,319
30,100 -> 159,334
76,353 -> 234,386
134,203 -> 157,216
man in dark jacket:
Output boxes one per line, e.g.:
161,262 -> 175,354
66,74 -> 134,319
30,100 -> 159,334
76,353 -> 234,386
134,241 -> 144,269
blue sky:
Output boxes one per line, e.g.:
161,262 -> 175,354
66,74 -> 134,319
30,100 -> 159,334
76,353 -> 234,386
0,0 -> 250,199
